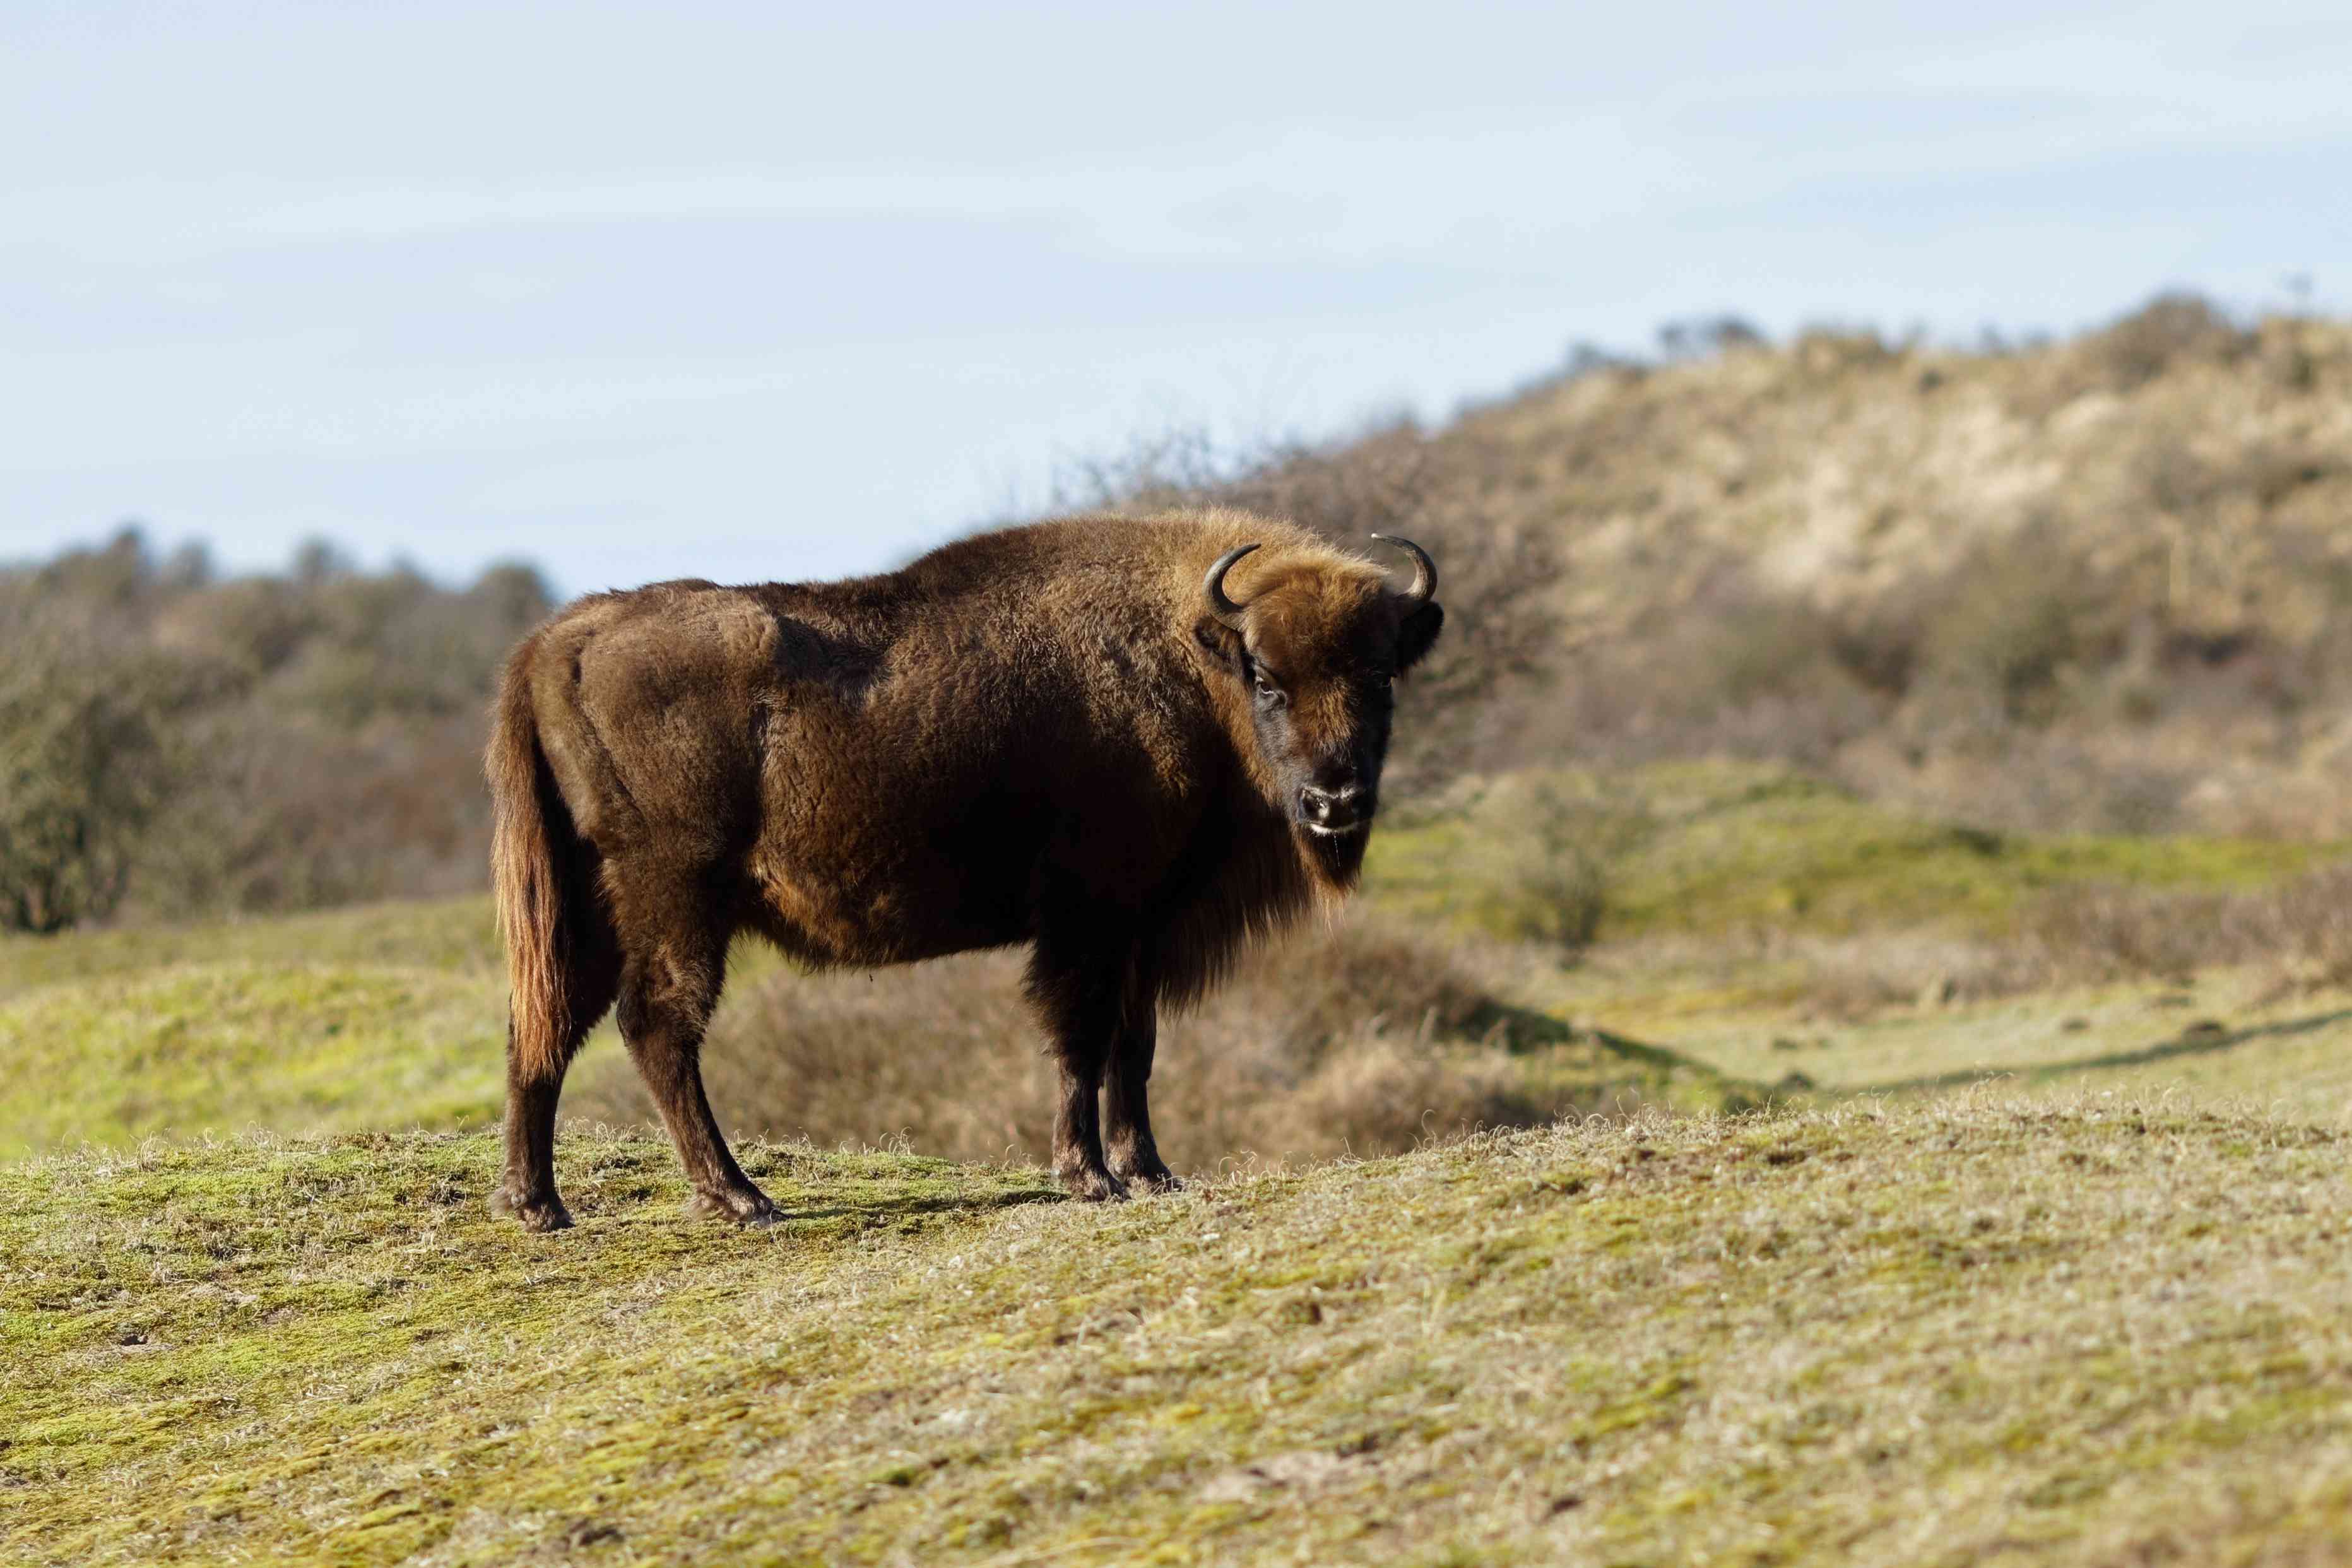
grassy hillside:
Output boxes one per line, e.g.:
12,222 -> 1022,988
0,899 -> 507,1160
1368,760 -> 2332,945
10,1098 -> 2352,1566
11,772 -> 2347,1166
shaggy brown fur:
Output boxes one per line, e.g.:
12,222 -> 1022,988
486,509 -> 1443,1229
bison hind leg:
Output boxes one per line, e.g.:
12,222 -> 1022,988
612,897 -> 779,1226
495,868 -> 621,1232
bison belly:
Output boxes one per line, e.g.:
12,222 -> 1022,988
743,733 -> 1053,968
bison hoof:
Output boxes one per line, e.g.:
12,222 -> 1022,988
1059,1166 -> 1132,1203
1109,1152 -> 1183,1194
687,1185 -> 782,1227
490,1184 -> 574,1233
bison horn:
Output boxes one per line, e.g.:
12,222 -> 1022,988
1369,534 -> 1436,606
1203,543 -> 1260,629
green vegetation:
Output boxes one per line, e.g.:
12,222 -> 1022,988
0,893 -> 499,994
0,899 -> 507,1160
9,1099 -> 2352,1565
0,637 -> 185,932
0,963 -> 506,1160
1368,762 -> 2331,945
0,531 -> 548,928
1643,965 -> 2352,1126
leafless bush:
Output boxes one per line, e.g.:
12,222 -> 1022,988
2088,292 -> 2253,390
1686,861 -> 2352,1019
2021,862 -> 2352,993
130,712 -> 489,916
1542,565 -> 1887,773
1907,521 -> 2134,734
1780,931 -> 2043,1019
1657,315 -> 1766,360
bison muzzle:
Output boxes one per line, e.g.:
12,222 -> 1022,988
485,510 -> 1443,1229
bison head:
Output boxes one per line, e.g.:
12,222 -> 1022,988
1196,534 -> 1444,882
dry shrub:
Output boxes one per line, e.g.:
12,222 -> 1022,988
0,631 -> 191,932
1910,522 -> 2128,731
132,712 -> 490,915
1839,732 -> 2202,840
2086,292 -> 2253,391
0,529 -> 550,925
569,917 -> 1563,1170
1780,931 -> 2043,1020
2021,862 -> 2352,992
1672,864 -> 2352,1020
1733,859 -> 2352,1011
2021,884 -> 2236,987
1561,569 -> 1886,772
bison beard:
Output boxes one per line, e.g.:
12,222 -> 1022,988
485,510 -> 1442,1229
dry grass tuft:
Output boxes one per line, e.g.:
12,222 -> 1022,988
568,916 -> 1583,1170
2023,860 -> 2352,993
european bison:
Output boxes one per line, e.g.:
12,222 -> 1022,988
485,510 -> 1443,1229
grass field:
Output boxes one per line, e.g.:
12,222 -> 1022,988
8,1097 -> 2352,1565
0,899 -> 507,1160
11,769 -> 2352,1564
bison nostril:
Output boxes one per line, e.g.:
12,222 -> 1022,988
1300,782 -> 1365,823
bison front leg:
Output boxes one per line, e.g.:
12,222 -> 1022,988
1025,926 -> 1133,1203
615,919 -> 779,1227
1105,1004 -> 1181,1194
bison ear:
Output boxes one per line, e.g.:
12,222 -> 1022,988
1194,615 -> 1249,678
1395,601 -> 1444,673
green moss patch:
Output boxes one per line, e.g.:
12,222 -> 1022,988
0,962 -> 507,1159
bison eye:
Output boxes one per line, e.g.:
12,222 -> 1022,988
1253,672 -> 1285,707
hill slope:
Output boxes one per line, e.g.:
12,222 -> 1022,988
9,1099 -> 2352,1566
1149,299 -> 2352,837
0,899 -> 507,1160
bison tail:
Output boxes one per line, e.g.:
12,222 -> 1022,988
488,645 -> 575,1085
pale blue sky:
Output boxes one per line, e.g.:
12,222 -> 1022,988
6,2 -> 2348,593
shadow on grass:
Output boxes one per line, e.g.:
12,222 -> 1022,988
1853,1007 -> 2352,1097
782,1186 -> 1067,1224
1473,999 -> 1794,1112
